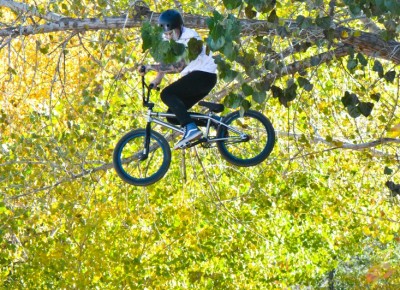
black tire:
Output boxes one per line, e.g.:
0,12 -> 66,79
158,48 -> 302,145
113,129 -> 171,186
216,110 -> 275,167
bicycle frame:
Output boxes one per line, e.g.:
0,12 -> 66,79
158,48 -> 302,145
139,76 -> 248,160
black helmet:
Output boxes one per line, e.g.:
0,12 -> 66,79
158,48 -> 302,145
158,9 -> 183,32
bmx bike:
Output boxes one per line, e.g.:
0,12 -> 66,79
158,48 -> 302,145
113,75 -> 275,186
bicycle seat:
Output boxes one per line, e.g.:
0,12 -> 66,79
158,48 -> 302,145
198,101 -> 224,113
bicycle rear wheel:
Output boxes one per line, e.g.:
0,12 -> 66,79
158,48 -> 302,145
113,129 -> 171,186
216,110 -> 275,167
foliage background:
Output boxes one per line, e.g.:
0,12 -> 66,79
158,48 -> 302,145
1,0 -> 400,288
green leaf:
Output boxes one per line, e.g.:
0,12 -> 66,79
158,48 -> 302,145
224,93 -> 243,109
247,0 -> 275,12
348,3 -> 362,15
39,44 -> 50,55
277,26 -> 290,38
257,44 -> 269,53
267,9 -> 279,23
150,37 -> 186,64
384,0 -> 400,12
241,99 -> 251,110
297,77 -> 313,91
210,10 -> 224,25
357,53 -> 368,66
315,16 -> 332,30
7,67 -> 17,75
323,28 -> 335,42
347,59 -> 358,70
245,5 -> 257,19
384,70 -> 396,83
372,60 -> 384,77
224,14 -> 241,42
341,91 -> 359,107
296,15 -> 313,29
310,56 -> 321,66
326,135 -> 333,142
384,166 -> 393,175
264,60 -> 277,72
170,41 -> 185,56
252,90 -> 266,104
242,83 -> 253,96
223,42 -> 238,60
223,69 -> 239,82
283,82 -> 297,104
255,80 -> 270,92
378,115 -> 387,122
271,85 -> 283,99
370,93 -> 381,102
298,134 -> 310,146
358,102 -> 374,117
140,22 -> 154,52
223,0 -> 242,9
207,36 -> 225,51
239,51 -> 256,67
215,57 -> 239,82
347,105 -> 361,118
97,0 -> 107,7
187,38 -> 203,61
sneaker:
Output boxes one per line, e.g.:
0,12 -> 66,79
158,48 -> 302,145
174,126 -> 203,149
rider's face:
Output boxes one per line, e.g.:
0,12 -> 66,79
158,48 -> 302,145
163,28 -> 180,41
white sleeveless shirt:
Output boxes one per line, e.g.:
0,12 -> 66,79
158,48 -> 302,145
175,27 -> 217,76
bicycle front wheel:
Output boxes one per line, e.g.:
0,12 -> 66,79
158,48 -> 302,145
113,129 -> 171,186
217,110 -> 275,167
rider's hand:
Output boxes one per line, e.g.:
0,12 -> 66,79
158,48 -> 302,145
149,72 -> 165,89
138,65 -> 149,76
149,79 -> 161,89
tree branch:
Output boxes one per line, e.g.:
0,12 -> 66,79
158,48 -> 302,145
0,0 -> 63,22
6,132 -> 399,199
0,6 -> 399,65
261,46 -> 351,84
278,130 -> 400,157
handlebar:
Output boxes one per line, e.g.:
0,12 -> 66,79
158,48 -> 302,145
140,67 -> 160,107
139,65 -> 159,91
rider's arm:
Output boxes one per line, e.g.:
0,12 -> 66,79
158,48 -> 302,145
150,72 -> 165,87
147,58 -> 186,74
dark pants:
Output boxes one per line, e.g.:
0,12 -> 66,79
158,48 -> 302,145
160,71 -> 217,126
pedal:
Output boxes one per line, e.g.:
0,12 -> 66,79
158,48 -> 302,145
175,137 -> 206,150
175,141 -> 190,150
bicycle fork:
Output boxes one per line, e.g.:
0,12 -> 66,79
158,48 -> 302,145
139,109 -> 153,161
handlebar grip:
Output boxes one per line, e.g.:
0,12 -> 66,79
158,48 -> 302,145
139,65 -> 146,73
148,84 -> 160,91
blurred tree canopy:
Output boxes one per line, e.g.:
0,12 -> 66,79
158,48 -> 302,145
1,0 -> 400,288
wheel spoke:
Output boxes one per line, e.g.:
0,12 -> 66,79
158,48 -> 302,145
113,129 -> 171,186
217,110 -> 275,167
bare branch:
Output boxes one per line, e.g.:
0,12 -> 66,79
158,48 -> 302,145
278,130 -> 400,157
5,126 -> 399,199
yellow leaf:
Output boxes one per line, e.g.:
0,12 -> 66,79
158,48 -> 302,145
388,123 -> 400,138
93,275 -> 102,283
341,30 -> 349,38
362,226 -> 371,236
